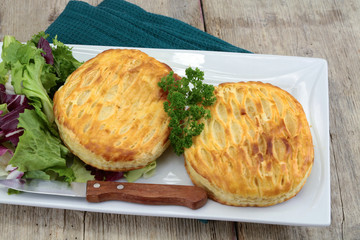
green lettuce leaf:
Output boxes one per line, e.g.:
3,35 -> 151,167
124,161 -> 157,182
9,109 -> 74,181
10,55 -> 54,123
46,166 -> 76,183
70,157 -> 95,183
0,62 -> 8,84
23,170 -> 50,180
0,103 -> 8,116
49,36 -> 83,97
1,35 -> 21,65
7,188 -> 21,195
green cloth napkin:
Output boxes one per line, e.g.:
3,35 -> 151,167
45,0 -> 251,53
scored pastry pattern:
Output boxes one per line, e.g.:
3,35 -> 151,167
53,49 -> 171,171
185,82 -> 314,206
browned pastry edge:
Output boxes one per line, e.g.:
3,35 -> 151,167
185,157 -> 312,207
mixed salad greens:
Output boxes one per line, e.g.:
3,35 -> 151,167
0,32 -> 155,189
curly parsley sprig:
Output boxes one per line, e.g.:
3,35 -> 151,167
158,67 -> 216,155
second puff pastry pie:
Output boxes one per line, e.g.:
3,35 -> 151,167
184,82 -> 314,206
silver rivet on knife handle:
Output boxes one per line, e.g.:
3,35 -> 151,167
117,184 -> 124,190
93,183 -> 101,188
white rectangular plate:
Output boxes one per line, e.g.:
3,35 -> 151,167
0,44 -> 330,226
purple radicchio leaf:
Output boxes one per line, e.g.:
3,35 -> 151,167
0,84 -> 32,146
5,165 -> 24,179
0,145 -> 13,156
85,165 -> 124,181
37,37 -> 54,65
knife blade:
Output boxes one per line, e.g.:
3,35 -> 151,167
0,179 -> 208,209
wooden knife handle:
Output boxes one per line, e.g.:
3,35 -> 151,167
86,180 -> 208,210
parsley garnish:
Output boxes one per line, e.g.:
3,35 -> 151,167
158,67 -> 216,155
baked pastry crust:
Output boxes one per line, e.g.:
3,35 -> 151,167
184,81 -> 314,206
53,49 -> 172,171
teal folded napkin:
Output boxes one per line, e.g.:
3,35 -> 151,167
45,0 -> 251,53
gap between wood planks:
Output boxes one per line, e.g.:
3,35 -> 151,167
330,132 -> 345,239
199,0 -> 207,33
83,211 -> 87,240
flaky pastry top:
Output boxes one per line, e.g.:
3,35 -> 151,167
184,81 -> 314,205
53,49 -> 172,170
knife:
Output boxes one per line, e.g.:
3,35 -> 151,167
0,179 -> 208,209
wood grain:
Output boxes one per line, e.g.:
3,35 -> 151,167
0,0 -> 103,41
0,204 -> 85,240
83,213 -> 235,240
0,0 -> 360,239
85,181 -> 207,209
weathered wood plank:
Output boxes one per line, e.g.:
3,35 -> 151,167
83,213 -> 235,240
0,204 -> 84,240
0,0 -> 102,41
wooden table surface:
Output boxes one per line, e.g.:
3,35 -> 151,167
0,0 -> 359,239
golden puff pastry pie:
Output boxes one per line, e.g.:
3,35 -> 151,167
53,49 -> 173,171
184,82 -> 314,207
